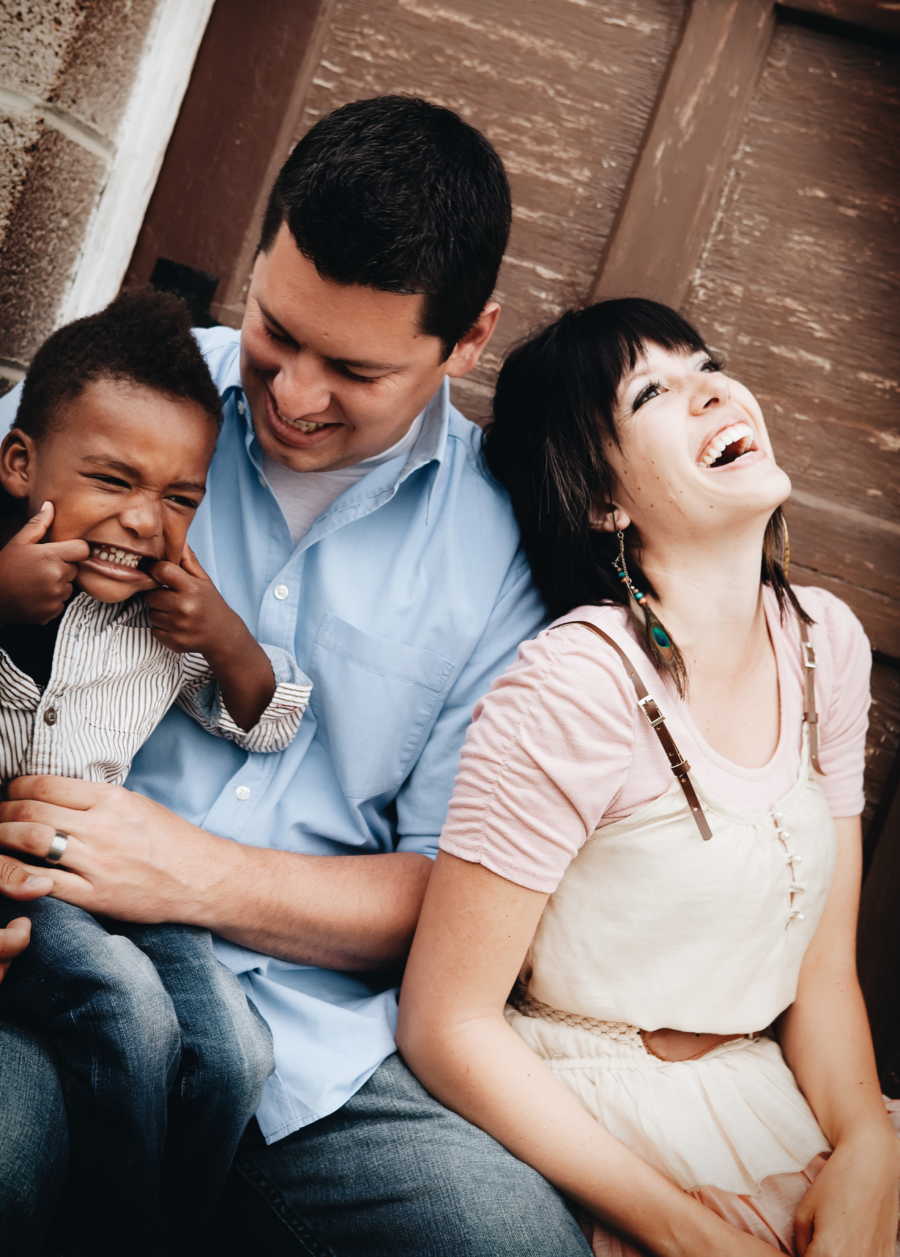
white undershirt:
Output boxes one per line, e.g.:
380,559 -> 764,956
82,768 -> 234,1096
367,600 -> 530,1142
261,410 -> 426,544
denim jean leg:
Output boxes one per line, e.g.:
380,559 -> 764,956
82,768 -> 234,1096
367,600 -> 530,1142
217,1052 -> 592,1257
0,897 -> 180,1256
124,923 -> 274,1239
0,1020 -> 69,1250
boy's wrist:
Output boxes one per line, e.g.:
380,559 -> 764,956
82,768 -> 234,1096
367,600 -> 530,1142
199,610 -> 255,671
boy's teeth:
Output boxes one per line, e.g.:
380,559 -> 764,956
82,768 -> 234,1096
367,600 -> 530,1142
91,544 -> 140,568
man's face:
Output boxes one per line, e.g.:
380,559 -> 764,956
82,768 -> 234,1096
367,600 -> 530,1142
240,224 -> 496,472
0,378 -> 216,603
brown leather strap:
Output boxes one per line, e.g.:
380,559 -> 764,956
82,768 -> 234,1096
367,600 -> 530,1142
552,620 -> 713,841
798,618 -> 823,774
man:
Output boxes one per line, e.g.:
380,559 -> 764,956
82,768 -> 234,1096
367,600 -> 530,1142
0,96 -> 592,1255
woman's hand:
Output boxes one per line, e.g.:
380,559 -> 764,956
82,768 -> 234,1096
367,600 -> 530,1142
793,1125 -> 898,1256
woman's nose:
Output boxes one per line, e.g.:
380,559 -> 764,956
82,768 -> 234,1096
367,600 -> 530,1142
689,373 -> 727,415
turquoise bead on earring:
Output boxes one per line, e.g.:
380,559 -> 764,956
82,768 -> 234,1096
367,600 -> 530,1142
612,529 -> 686,692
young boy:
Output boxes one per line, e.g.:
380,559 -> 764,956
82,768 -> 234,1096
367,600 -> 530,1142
0,290 -> 310,1255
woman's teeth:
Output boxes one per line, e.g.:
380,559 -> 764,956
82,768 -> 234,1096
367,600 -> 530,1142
698,422 -> 755,468
88,544 -> 141,568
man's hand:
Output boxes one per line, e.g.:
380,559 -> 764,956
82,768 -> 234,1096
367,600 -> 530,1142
0,858 -> 53,982
0,501 -> 89,624
0,775 -> 240,926
146,545 -> 256,665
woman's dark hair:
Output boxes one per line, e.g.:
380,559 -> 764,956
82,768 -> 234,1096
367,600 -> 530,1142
258,95 -> 511,360
16,287 -> 222,440
484,298 -> 809,694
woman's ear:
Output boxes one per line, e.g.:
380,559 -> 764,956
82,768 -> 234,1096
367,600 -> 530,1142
0,429 -> 37,500
588,504 -> 631,533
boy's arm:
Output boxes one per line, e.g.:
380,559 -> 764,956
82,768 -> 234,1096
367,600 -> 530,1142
149,547 -> 310,751
177,643 -> 310,753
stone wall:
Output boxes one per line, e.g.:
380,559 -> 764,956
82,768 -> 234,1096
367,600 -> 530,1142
0,0 -> 159,391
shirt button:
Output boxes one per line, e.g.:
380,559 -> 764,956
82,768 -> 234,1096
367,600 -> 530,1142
273,584 -> 289,601
235,785 -> 251,801
43,707 -> 58,725
237,398 -> 247,416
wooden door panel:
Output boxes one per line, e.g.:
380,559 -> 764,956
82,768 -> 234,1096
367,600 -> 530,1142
298,0 -> 686,415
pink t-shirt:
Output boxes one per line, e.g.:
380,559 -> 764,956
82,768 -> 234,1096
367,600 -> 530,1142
441,587 -> 870,894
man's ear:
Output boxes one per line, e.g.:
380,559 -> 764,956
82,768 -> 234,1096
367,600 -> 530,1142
589,504 -> 631,533
0,429 -> 36,500
444,301 -> 501,379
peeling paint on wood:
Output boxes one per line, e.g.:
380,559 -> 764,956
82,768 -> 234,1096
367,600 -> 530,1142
298,0 -> 685,411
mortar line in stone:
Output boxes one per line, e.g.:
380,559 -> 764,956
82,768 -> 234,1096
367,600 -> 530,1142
0,87 -> 112,161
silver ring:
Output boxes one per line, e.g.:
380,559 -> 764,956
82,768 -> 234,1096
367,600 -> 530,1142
46,830 -> 69,862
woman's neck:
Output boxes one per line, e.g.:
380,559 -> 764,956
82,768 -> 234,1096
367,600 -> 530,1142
639,526 -> 769,671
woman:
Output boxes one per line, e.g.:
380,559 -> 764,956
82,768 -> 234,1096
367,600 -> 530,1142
397,300 -> 898,1256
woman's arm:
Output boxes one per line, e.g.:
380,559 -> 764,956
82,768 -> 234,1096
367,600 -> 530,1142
777,815 -> 897,1256
398,852 -> 776,1257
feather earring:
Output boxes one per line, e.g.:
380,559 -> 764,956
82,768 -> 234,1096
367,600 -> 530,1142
612,529 -> 685,690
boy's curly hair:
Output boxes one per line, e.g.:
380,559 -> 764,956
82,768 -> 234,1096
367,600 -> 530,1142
16,288 -> 222,439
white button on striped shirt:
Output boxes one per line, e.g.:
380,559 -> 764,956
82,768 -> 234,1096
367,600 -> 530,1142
0,593 -> 311,785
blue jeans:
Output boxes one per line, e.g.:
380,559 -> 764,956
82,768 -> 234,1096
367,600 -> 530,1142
216,1052 -> 592,1256
0,1021 -> 69,1252
0,897 -> 273,1256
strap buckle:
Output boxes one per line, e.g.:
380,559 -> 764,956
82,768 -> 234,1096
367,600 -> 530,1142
802,641 -> 816,670
637,693 -> 666,728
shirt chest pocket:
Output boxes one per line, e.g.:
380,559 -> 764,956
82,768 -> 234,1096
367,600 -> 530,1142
311,613 -> 455,802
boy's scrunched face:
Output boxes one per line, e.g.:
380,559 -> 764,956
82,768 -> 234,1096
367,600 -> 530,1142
1,377 -> 217,603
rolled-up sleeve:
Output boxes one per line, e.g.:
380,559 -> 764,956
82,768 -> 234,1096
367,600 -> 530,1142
177,645 -> 311,753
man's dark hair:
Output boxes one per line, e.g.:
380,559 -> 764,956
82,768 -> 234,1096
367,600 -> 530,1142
258,95 -> 512,359
16,287 -> 222,440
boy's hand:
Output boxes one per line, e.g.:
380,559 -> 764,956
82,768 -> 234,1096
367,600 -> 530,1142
146,545 -> 253,664
0,501 -> 89,624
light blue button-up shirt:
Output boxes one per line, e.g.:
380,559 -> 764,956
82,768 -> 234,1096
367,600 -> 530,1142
1,327 -> 545,1141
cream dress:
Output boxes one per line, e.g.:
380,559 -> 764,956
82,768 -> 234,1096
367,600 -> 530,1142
499,619 -> 898,1255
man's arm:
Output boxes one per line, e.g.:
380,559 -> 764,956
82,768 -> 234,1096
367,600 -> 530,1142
0,780 -> 429,970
